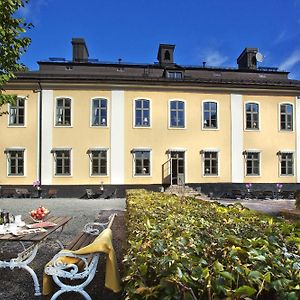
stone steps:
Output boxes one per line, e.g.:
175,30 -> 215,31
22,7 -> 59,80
164,185 -> 201,197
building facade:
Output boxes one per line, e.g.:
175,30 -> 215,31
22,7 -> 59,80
1,39 -> 300,196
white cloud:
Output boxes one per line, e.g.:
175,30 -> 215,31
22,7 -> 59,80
273,31 -> 287,44
202,49 -> 228,67
279,50 -> 300,71
18,0 -> 49,20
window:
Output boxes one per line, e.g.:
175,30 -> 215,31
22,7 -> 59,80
135,99 -> 150,127
92,98 -> 107,126
6,149 -> 24,176
246,151 -> 260,176
9,97 -> 25,126
90,150 -> 107,176
133,150 -> 151,176
280,152 -> 294,176
56,98 -> 71,126
203,101 -> 218,128
167,71 -> 183,79
245,103 -> 259,129
280,104 -> 293,131
203,151 -> 218,176
170,100 -> 185,128
53,149 -> 71,176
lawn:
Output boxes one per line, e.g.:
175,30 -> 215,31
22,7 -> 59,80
123,190 -> 300,300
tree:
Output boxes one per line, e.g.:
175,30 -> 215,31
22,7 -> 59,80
0,0 -> 32,116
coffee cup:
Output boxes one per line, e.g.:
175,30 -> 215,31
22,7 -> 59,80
15,215 -> 22,225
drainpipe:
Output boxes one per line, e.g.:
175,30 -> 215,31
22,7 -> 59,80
38,82 -> 42,186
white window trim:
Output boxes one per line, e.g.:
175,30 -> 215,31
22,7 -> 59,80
132,148 -> 152,177
7,96 -> 27,128
244,101 -> 261,132
201,149 -> 220,177
52,148 -> 73,177
278,102 -> 294,132
88,148 -> 110,177
90,97 -> 110,128
54,96 -> 74,128
278,150 -> 295,177
244,149 -> 261,177
5,147 -> 26,177
201,100 -> 220,131
132,98 -> 152,128
168,99 -> 186,129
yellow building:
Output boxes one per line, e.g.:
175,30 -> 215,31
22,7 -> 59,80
1,39 -> 300,197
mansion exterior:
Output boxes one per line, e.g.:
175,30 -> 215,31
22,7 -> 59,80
1,38 -> 300,197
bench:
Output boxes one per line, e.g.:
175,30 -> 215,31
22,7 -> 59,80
15,188 -> 31,198
44,214 -> 117,300
0,188 -> 16,198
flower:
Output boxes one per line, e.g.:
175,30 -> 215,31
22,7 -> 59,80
33,180 -> 40,187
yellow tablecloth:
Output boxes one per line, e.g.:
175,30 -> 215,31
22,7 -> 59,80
43,228 -> 121,295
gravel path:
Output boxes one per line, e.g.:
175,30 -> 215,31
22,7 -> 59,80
213,199 -> 296,215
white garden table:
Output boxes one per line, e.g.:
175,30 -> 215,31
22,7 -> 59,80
0,216 -> 72,296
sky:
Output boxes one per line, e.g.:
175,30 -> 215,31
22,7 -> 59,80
17,0 -> 300,79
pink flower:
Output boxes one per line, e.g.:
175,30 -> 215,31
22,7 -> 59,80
33,180 -> 40,187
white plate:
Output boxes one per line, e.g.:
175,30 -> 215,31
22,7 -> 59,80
16,221 -> 25,227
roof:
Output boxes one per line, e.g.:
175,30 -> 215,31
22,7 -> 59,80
7,58 -> 300,93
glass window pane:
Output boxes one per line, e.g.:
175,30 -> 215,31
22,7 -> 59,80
136,100 -> 142,109
178,101 -> 184,110
170,101 -> 177,109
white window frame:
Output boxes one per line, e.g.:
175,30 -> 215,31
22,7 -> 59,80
201,100 -> 220,130
278,102 -> 294,132
5,147 -> 26,177
90,97 -> 109,128
131,148 -> 152,177
168,99 -> 186,129
51,148 -> 72,177
166,71 -> 183,79
88,148 -> 109,177
278,150 -> 295,177
132,98 -> 152,128
244,150 -> 261,177
244,101 -> 261,131
7,96 -> 27,127
54,97 -> 73,127
200,149 -> 220,177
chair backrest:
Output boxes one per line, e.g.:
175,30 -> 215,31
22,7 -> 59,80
48,188 -> 57,197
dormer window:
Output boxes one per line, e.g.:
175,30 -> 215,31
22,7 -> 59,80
167,71 -> 183,79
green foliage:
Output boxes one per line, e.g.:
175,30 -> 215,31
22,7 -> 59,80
294,190 -> 300,210
0,0 -> 32,115
123,190 -> 300,300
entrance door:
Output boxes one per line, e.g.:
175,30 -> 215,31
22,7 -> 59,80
170,151 -> 185,185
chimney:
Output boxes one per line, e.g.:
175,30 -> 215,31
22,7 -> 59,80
157,44 -> 175,65
72,38 -> 89,62
237,48 -> 258,70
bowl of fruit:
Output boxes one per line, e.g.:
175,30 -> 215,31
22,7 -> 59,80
29,206 -> 50,222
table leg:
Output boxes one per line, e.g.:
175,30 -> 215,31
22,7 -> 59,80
0,243 -> 41,296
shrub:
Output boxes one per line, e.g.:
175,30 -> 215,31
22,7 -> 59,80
123,190 -> 300,300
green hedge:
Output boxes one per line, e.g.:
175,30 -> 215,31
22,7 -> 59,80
123,190 -> 300,300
